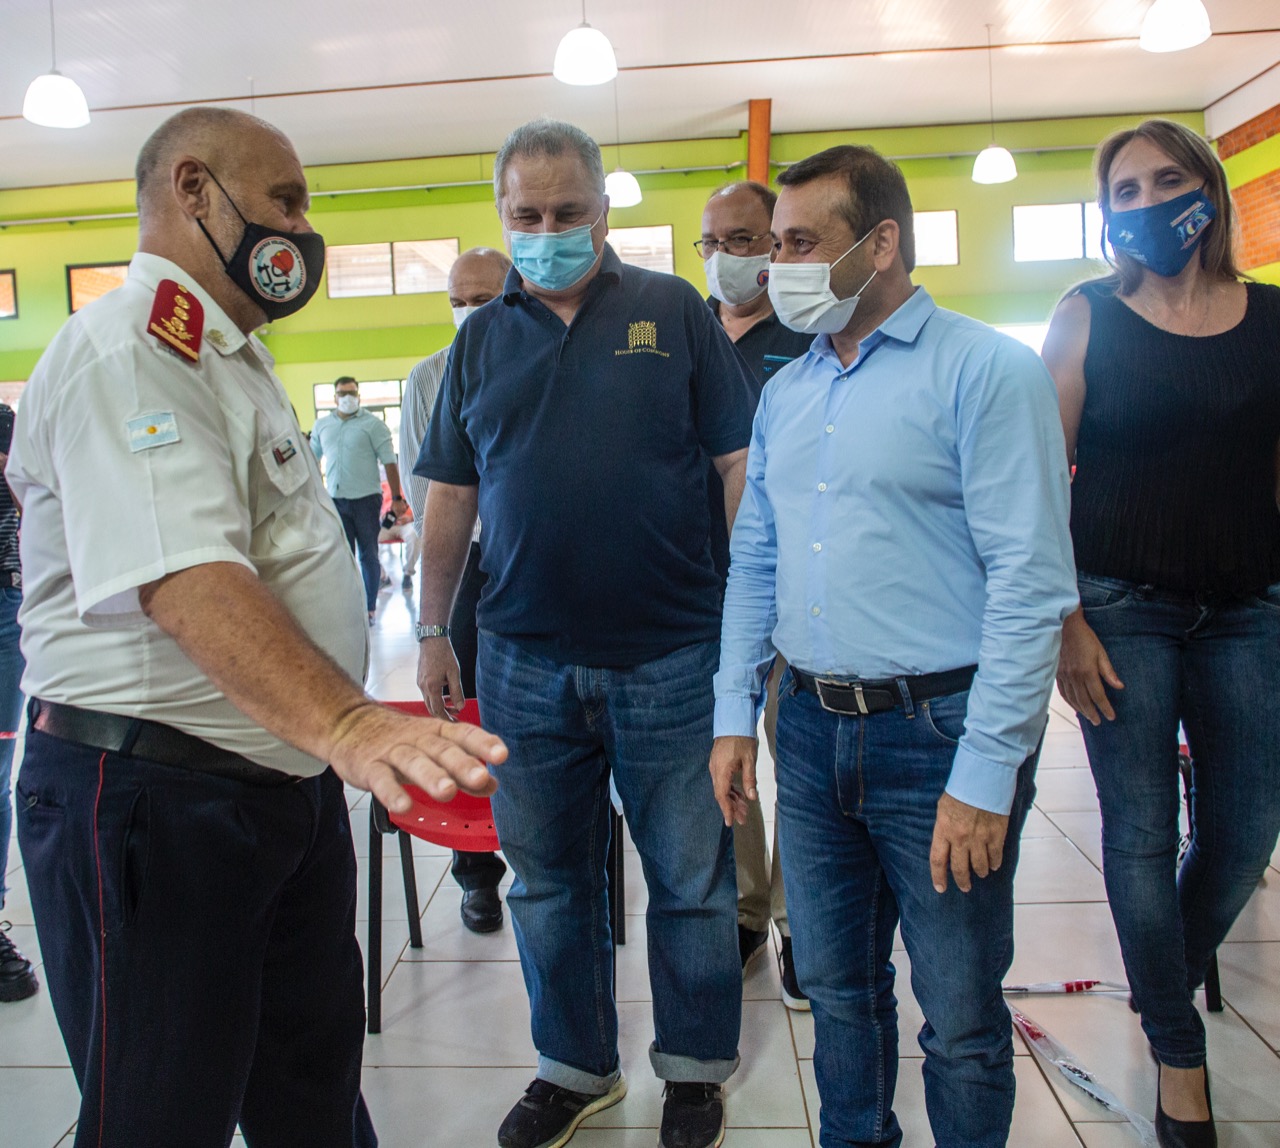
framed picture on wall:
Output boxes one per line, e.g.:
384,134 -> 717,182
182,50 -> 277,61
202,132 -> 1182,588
0,270 -> 16,320
66,262 -> 130,313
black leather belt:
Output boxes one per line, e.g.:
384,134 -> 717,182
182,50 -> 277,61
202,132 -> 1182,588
29,699 -> 299,787
1,570 -> 20,589
791,665 -> 977,716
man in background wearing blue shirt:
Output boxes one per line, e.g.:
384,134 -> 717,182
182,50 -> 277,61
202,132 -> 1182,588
416,119 -> 757,1148
310,377 -> 407,620
710,146 -> 1077,1148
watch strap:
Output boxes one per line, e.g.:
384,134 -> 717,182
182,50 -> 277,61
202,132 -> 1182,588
415,623 -> 451,641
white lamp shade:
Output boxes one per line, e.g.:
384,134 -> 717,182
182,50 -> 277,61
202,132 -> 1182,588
605,168 -> 642,207
1139,0 -> 1211,53
972,144 -> 1018,185
553,23 -> 618,85
23,70 -> 90,129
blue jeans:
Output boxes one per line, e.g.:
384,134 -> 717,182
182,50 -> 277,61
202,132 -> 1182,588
0,585 -> 24,908
1076,572 -> 1280,1069
775,672 -> 1037,1148
476,632 -> 741,1093
333,493 -> 382,612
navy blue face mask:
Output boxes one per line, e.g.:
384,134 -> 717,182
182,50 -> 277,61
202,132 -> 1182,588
1106,185 -> 1217,278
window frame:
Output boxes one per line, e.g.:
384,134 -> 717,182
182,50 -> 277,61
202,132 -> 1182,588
0,270 -> 17,320
66,261 -> 131,313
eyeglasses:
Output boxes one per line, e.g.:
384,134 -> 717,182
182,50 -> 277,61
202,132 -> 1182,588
693,233 -> 770,258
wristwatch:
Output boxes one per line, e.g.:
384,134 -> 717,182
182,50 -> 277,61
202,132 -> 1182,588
415,623 -> 451,641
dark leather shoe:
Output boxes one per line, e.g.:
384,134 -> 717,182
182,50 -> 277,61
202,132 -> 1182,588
1155,1062 -> 1217,1148
738,925 -> 768,972
460,886 -> 503,934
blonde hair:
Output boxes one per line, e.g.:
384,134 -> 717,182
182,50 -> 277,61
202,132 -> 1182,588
1089,118 -> 1242,295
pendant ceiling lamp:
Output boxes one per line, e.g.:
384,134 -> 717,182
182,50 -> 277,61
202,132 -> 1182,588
553,0 -> 617,86
23,0 -> 90,129
971,25 -> 1016,185
1139,0 -> 1212,53
604,79 -> 642,207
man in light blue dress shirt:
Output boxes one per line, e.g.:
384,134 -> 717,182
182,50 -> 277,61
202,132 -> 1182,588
710,146 -> 1077,1148
310,377 -> 406,619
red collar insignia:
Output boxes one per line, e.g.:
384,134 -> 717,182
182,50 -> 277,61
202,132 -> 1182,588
147,279 -> 204,363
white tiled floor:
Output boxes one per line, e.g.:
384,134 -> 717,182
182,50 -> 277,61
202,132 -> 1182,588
4,577 -> 1280,1146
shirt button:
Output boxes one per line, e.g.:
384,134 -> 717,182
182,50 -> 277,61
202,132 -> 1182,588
812,542 -> 822,552
825,424 -> 835,434
817,482 -> 827,492
811,605 -> 821,616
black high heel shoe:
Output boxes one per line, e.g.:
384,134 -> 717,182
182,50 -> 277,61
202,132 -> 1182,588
1155,1061 -> 1217,1148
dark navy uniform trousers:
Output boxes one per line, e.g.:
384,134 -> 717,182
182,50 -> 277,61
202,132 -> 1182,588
16,726 -> 377,1148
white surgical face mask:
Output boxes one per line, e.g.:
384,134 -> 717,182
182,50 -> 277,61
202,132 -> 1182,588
335,395 -> 360,415
704,250 -> 771,307
767,230 -> 876,335
451,304 -> 480,329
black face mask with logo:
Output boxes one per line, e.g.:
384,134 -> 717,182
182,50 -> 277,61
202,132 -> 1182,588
197,169 -> 326,321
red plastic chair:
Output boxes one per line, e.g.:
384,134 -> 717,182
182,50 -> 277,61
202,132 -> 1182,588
364,698 -> 628,1034
366,699 -> 499,1034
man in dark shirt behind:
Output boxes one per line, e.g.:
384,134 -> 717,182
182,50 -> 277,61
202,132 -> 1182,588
699,182 -> 813,1007
415,119 -> 758,1148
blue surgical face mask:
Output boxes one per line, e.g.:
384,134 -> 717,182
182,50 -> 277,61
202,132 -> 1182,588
507,210 -> 604,291
1106,185 -> 1217,278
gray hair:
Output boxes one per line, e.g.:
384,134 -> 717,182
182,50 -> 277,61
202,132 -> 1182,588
493,118 -> 606,203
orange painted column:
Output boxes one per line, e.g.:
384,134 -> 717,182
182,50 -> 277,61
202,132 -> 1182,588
748,99 -> 772,185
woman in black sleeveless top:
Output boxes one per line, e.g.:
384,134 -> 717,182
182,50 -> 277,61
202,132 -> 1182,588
1043,119 -> 1280,1148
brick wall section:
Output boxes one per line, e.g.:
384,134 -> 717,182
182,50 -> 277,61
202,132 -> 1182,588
1215,104 -> 1280,269
1234,168 -> 1280,270
1217,104 -> 1280,159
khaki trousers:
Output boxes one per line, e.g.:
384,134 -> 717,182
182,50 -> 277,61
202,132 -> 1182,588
734,657 -> 790,935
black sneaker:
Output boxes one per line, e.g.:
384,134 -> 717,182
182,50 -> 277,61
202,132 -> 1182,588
660,1081 -> 724,1148
738,924 -> 768,973
498,1075 -> 627,1148
0,922 -> 38,1003
778,934 -> 810,1012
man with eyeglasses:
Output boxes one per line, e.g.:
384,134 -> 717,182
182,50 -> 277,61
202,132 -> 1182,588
697,182 -> 812,1008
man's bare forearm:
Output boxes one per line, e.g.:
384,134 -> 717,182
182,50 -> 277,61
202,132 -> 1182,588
418,480 -> 479,627
385,461 -> 404,501
714,449 -> 748,532
140,562 -> 374,763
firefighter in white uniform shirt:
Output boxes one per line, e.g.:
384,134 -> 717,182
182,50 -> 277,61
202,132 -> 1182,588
5,106 -> 505,1148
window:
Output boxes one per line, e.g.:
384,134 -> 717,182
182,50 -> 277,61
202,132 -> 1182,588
0,271 -> 16,319
913,211 -> 959,267
326,244 -> 394,298
326,239 -> 460,298
392,240 -> 459,295
1013,203 -> 1113,263
606,225 -> 674,274
67,263 -> 129,312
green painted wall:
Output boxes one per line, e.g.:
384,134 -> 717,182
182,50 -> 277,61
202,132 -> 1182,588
0,111 -> 1205,422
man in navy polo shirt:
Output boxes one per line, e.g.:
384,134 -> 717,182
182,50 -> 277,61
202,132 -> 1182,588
415,118 -> 756,1148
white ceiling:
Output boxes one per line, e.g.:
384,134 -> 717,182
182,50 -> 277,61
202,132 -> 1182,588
1,0 -> 1277,190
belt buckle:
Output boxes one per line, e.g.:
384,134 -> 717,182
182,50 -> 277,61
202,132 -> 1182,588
816,677 -> 870,716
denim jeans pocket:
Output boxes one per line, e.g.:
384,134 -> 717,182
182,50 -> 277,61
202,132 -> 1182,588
920,689 -> 969,746
1077,573 -> 1138,612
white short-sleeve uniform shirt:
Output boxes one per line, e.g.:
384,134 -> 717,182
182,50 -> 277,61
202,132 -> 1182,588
6,252 -> 369,778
